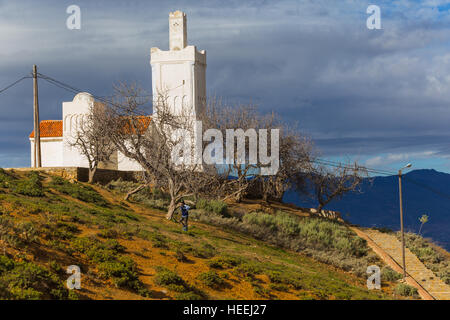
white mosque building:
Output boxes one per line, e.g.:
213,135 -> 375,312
29,11 -> 206,171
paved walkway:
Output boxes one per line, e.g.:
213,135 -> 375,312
353,227 -> 450,300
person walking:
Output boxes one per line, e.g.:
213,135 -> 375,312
179,200 -> 190,232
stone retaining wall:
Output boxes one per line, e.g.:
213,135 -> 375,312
309,208 -> 343,222
7,167 -> 142,184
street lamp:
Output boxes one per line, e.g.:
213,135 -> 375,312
398,163 -> 412,280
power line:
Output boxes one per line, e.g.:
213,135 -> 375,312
0,76 -> 31,95
314,158 -> 450,200
30,72 -> 450,201
402,176 -> 450,201
37,73 -> 111,104
313,158 -> 395,176
37,72 -> 180,100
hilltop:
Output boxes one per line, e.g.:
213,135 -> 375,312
0,169 -> 428,300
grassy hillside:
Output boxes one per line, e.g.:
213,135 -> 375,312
0,169 -> 414,300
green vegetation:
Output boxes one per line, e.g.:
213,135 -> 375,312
154,266 -> 205,298
175,292 -> 203,300
400,232 -> 450,285
196,198 -> 228,215
394,283 -> 419,298
0,171 -> 44,197
0,216 -> 38,249
197,271 -> 225,289
12,172 -> 44,197
208,255 -> 243,269
0,255 -> 70,299
0,170 -> 401,300
153,266 -> 186,290
107,180 -> 169,211
70,237 -> 150,296
381,266 -> 402,282
192,209 -> 379,276
50,176 -> 108,206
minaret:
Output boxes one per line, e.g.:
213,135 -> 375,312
150,11 -> 206,118
169,11 -> 187,51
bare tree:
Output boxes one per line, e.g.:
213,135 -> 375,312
259,126 -> 313,202
68,103 -> 116,183
309,161 -> 367,212
200,100 -> 282,202
102,83 -> 214,220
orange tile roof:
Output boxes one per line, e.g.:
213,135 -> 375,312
29,120 -> 63,138
121,116 -> 152,134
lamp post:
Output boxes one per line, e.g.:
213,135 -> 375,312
398,163 -> 412,280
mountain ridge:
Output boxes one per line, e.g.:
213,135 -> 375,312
283,169 -> 450,250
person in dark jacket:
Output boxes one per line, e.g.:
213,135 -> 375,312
179,200 -> 190,232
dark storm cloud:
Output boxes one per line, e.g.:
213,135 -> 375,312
1,0 -> 450,169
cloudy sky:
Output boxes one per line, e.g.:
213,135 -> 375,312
1,0 -> 450,174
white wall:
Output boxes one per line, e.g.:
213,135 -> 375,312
117,151 -> 143,171
30,138 -> 63,167
62,92 -> 93,168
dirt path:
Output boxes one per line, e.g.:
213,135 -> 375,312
352,227 -> 450,300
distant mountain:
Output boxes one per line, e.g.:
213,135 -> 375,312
283,169 -> 450,251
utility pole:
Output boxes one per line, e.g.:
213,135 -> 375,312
398,170 -> 406,280
398,163 -> 412,281
33,65 -> 41,168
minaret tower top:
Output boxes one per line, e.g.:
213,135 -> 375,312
169,11 -> 187,51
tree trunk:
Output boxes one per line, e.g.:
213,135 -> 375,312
262,191 -> 268,203
88,166 -> 97,184
124,184 -> 147,201
317,203 -> 324,213
166,197 -> 176,220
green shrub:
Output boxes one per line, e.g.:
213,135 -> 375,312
50,177 -> 108,206
381,266 -> 402,282
400,232 -> 450,285
208,255 -> 242,269
233,263 -> 262,278
175,291 -> 203,300
43,221 -> 78,240
49,261 -> 63,273
0,169 -> 15,188
196,198 -> 227,215
98,257 -> 140,290
8,287 -> 42,299
252,284 -> 272,298
197,271 -> 225,289
175,249 -> 188,262
191,243 -> 216,259
0,255 -> 69,299
0,216 -> 38,248
266,270 -> 285,283
70,237 -> 149,296
269,283 -> 290,292
12,172 -> 44,197
153,266 -> 186,290
394,283 -> 418,297
98,228 -> 119,239
266,270 -> 302,289
193,209 -> 375,277
149,234 -> 169,249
